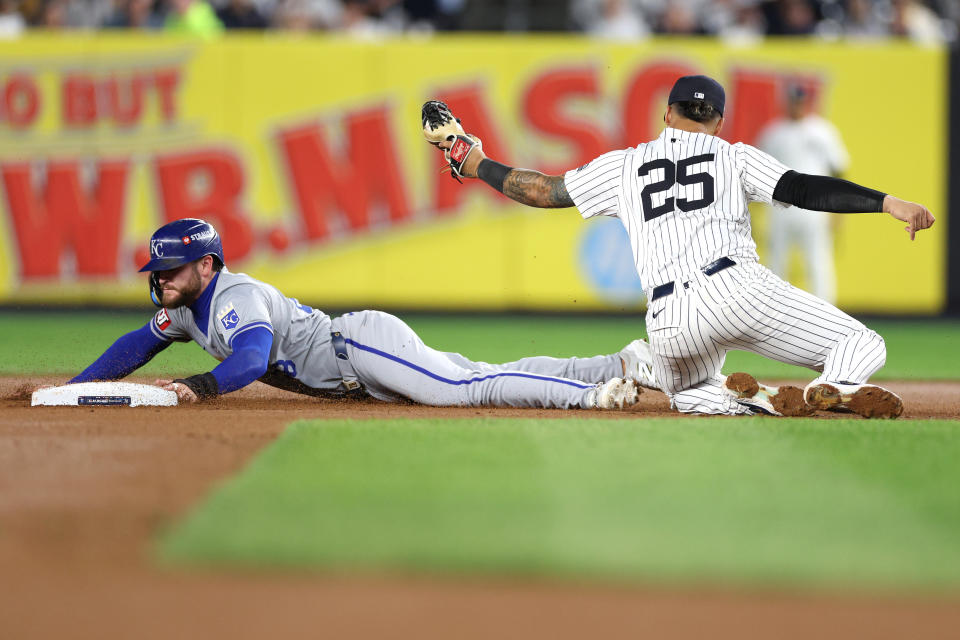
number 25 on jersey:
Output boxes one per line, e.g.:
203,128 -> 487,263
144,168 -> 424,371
638,154 -> 716,222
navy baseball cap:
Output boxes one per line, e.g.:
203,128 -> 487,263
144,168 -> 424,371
668,75 -> 725,116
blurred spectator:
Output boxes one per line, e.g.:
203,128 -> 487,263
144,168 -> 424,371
164,0 -> 223,35
40,0 -> 68,25
104,0 -> 163,27
269,0 -> 342,29
890,0 -> 944,43
0,0 -> 26,35
713,0 -> 767,43
658,0 -> 704,33
763,0 -> 819,35
572,0 -> 649,39
460,0 -> 571,31
574,0 -> 650,40
217,0 -> 267,27
0,0 -> 954,40
840,0 -> 889,39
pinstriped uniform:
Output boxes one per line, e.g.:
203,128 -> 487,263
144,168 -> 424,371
564,127 -> 886,414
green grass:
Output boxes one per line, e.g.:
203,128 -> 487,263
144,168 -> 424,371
1,311 -> 959,380
160,417 -> 960,591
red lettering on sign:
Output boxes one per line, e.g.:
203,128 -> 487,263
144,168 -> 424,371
154,149 -> 253,263
622,61 -> 697,147
62,67 -> 182,128
104,73 -> 145,128
2,74 -> 40,129
1,160 -> 129,278
278,105 -> 411,242
153,68 -> 180,123
63,75 -> 98,128
432,86 -> 509,213
522,67 -> 607,174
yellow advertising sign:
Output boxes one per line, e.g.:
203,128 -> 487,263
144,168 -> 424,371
0,35 -> 946,312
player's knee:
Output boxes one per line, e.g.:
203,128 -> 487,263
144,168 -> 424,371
849,327 -> 886,375
869,330 -> 887,368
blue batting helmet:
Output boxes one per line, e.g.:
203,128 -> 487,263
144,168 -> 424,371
138,218 -> 224,273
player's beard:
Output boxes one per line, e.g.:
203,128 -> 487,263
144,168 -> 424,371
162,264 -> 203,309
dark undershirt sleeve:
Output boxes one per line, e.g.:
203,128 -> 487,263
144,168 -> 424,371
772,170 -> 886,213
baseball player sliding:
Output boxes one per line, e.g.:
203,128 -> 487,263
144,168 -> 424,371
424,75 -> 934,418
66,218 -> 659,410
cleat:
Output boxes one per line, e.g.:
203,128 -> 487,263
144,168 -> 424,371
593,377 -> 642,410
724,372 -> 815,417
805,382 -> 903,419
620,339 -> 660,390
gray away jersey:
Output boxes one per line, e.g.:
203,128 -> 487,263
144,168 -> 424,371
148,269 -> 343,391
564,127 -> 792,292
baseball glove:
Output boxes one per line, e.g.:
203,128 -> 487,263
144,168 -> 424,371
421,100 -> 482,182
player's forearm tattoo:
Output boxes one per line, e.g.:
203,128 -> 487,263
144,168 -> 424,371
503,169 -> 575,208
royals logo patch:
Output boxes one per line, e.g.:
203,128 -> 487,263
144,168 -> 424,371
154,308 -> 171,331
217,302 -> 240,330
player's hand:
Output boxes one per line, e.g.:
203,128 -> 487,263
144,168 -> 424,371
155,379 -> 198,403
882,196 -> 935,241
438,136 -> 486,179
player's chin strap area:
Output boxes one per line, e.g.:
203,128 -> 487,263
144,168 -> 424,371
149,273 -> 163,307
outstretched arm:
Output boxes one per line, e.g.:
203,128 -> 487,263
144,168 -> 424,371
438,138 -> 574,209
499,167 -> 574,208
772,170 -> 935,240
71,322 -> 171,383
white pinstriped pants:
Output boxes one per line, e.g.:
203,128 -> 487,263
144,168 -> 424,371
646,260 -> 886,415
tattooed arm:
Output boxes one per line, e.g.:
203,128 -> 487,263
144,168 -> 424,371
437,138 -> 575,209
501,169 -> 575,208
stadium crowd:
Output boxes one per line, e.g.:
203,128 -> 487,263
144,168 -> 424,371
0,0 -> 955,43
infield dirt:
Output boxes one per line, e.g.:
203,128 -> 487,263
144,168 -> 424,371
2,376 -> 959,639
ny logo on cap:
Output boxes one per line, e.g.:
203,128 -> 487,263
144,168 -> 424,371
694,92 -> 704,99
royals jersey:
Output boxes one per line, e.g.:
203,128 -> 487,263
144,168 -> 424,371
148,269 -> 343,390
564,127 -> 792,292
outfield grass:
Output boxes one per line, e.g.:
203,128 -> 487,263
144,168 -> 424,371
1,311 -> 959,380
160,417 -> 960,591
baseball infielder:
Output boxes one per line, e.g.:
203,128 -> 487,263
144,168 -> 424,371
68,218 -> 658,409
757,84 -> 849,304
424,75 -> 934,418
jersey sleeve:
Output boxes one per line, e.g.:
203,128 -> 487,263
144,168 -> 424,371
563,150 -> 627,219
734,142 -> 792,205
213,285 -> 275,351
148,307 -> 190,343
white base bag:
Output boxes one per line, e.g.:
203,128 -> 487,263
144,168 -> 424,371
32,382 -> 178,407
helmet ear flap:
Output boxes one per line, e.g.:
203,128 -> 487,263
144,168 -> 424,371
149,272 -> 163,307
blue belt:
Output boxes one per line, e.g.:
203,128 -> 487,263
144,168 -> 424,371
332,331 -> 349,360
650,257 -> 736,302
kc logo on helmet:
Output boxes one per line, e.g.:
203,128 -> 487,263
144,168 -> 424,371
150,239 -> 164,257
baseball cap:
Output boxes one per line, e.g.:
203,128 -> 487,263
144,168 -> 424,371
667,75 -> 726,116
786,83 -> 808,101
